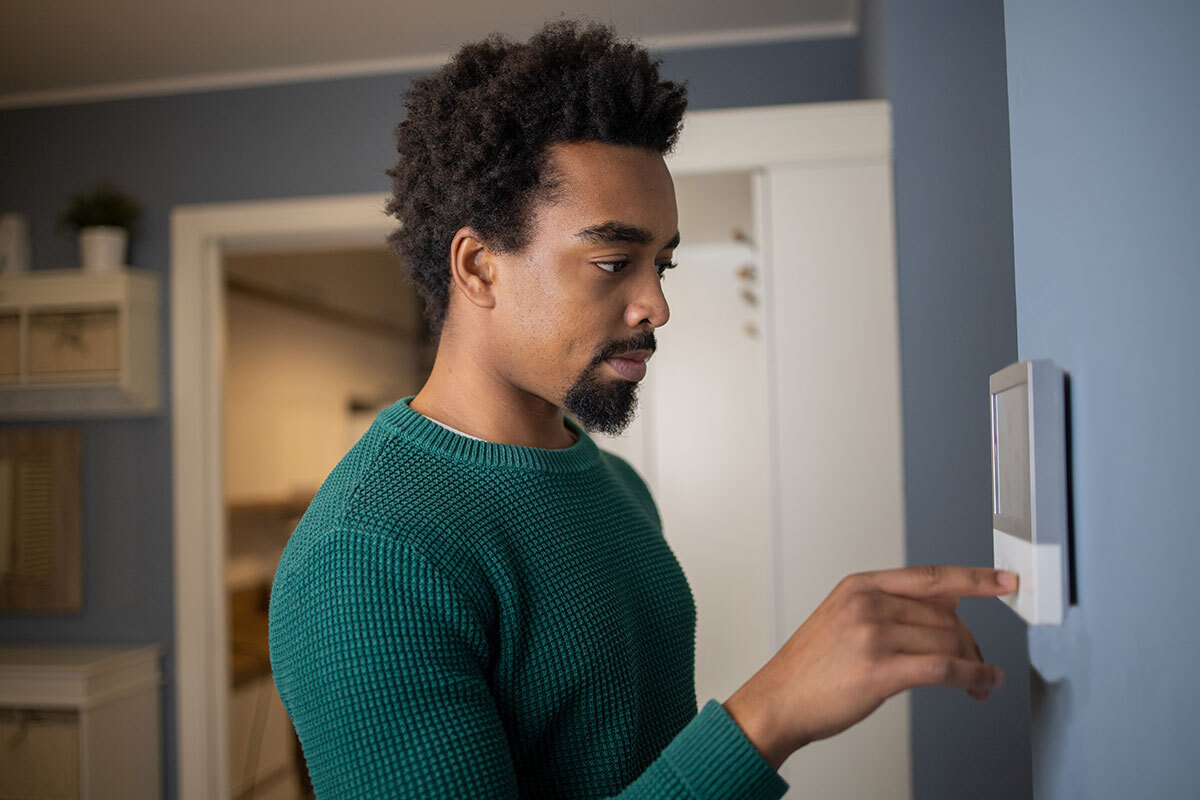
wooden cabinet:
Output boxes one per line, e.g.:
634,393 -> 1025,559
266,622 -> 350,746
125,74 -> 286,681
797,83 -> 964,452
0,269 -> 159,418
0,643 -> 163,800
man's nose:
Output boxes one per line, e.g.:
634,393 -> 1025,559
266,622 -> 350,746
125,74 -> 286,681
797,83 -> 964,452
624,267 -> 670,329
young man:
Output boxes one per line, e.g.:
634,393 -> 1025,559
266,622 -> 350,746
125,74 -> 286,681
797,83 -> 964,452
269,18 -> 1016,799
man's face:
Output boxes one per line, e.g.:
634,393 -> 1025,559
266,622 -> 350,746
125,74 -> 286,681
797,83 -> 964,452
487,141 -> 678,435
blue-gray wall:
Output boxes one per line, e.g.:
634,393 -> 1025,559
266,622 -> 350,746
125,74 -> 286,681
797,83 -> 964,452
858,0 -> 889,100
1004,2 -> 1200,797
882,1 -> 1032,797
0,36 -> 859,800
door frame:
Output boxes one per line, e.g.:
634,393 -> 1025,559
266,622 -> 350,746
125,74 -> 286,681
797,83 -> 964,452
170,100 -> 891,800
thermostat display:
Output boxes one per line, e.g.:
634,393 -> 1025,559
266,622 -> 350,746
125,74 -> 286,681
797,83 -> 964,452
990,359 -> 1071,625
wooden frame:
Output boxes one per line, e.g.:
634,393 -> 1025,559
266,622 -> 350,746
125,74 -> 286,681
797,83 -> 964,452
0,428 -> 82,611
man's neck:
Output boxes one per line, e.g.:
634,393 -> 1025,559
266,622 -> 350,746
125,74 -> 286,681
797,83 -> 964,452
410,335 -> 576,450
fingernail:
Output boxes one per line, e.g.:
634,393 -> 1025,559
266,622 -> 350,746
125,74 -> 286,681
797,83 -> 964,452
993,668 -> 1005,688
998,570 -> 1018,590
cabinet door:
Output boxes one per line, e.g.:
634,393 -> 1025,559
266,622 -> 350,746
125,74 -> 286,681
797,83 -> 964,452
0,708 -> 80,799
606,157 -> 910,799
0,314 -> 19,378
764,160 -> 909,799
229,675 -> 297,795
648,239 -> 774,709
596,218 -> 775,715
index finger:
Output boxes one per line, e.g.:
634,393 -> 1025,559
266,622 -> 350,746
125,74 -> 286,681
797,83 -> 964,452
860,564 -> 1018,599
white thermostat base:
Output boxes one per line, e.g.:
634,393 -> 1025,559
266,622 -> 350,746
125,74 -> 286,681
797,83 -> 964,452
993,527 -> 1063,625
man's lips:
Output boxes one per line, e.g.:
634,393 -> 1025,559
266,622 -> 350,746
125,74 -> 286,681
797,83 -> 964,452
603,349 -> 652,381
608,348 -> 653,362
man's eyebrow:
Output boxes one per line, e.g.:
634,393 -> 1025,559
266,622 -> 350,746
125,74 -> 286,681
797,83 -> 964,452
574,221 -> 681,250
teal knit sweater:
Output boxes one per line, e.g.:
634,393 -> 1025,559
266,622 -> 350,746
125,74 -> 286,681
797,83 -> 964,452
268,396 -> 789,799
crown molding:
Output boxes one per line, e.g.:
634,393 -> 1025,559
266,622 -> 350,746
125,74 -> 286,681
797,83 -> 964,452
0,20 -> 857,111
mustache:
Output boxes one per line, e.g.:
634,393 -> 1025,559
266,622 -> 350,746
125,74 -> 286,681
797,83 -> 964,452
592,330 -> 657,366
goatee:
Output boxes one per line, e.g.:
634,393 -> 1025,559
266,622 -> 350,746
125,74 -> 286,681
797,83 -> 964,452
563,372 -> 641,435
562,331 -> 656,436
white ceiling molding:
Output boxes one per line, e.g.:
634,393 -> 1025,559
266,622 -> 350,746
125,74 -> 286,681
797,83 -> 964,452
0,19 -> 856,111
0,53 -> 451,111
641,19 -> 855,50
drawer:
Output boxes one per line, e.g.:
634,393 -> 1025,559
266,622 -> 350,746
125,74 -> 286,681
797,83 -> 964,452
27,309 -> 120,379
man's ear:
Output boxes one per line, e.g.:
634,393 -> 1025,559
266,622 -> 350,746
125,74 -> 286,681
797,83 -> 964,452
448,226 -> 498,310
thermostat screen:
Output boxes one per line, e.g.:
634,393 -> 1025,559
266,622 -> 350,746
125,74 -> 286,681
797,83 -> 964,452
993,382 -> 1031,537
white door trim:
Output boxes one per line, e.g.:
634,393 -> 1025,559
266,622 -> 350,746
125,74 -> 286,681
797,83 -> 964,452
170,195 -> 394,800
170,99 -> 891,800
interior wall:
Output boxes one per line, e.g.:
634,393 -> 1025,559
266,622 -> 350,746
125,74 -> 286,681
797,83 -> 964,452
222,253 -> 423,505
881,1 -> 1031,797
0,35 -> 862,800
858,0 -> 888,100
1003,2 -> 1200,796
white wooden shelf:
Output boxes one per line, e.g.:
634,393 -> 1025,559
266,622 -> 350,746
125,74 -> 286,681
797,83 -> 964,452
0,642 -> 163,800
0,268 -> 160,418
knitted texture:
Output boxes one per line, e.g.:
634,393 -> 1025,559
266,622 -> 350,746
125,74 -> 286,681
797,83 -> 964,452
269,396 -> 789,799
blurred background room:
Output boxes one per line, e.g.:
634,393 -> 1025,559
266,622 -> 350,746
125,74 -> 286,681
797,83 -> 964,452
1,2 -> 1197,799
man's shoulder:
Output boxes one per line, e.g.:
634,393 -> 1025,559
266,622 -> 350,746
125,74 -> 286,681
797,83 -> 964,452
274,478 -> 497,629
596,448 -> 661,526
275,423 -> 457,558
305,420 -> 476,522
597,447 -> 651,489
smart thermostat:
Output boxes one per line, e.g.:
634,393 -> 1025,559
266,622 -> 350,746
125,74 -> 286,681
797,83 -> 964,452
990,358 -> 1071,625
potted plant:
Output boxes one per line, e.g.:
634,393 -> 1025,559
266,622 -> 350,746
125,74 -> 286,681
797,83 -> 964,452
57,180 -> 143,272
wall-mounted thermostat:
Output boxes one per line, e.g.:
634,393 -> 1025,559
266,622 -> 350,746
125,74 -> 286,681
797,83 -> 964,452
990,358 -> 1071,625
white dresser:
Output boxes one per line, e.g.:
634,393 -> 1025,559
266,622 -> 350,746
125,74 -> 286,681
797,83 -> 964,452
0,643 -> 163,800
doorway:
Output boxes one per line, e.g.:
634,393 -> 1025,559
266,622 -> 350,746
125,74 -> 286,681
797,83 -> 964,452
221,245 -> 432,799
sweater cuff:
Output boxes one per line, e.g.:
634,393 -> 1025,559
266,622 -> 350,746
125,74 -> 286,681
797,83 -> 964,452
661,699 -> 789,799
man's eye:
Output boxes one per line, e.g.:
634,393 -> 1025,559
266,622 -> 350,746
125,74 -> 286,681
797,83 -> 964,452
593,260 -> 677,277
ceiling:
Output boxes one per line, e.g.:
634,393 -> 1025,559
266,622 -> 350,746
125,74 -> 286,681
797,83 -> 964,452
0,0 -> 858,108
223,246 -> 424,337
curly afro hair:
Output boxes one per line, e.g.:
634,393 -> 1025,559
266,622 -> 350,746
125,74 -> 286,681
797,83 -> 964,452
383,17 -> 689,336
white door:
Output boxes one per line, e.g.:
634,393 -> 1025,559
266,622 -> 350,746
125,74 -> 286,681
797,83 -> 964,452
763,161 -> 909,799
598,169 -> 775,716
602,153 -> 909,800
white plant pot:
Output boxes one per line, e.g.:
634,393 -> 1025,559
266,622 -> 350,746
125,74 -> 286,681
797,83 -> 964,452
0,213 -> 32,273
78,226 -> 128,272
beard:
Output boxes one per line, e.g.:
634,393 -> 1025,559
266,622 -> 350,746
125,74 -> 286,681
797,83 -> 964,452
563,368 -> 641,435
562,330 -> 656,436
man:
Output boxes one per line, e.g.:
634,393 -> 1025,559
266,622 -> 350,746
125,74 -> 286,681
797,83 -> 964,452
268,18 -> 1016,799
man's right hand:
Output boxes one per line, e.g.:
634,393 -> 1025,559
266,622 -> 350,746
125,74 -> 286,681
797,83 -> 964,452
722,564 -> 1018,771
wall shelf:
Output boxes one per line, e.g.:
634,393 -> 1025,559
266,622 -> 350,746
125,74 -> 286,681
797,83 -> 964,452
0,268 -> 160,418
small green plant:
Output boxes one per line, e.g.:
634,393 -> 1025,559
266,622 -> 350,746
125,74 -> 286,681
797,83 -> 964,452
57,180 -> 143,236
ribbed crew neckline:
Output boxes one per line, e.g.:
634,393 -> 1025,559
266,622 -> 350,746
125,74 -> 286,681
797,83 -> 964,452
376,395 -> 602,474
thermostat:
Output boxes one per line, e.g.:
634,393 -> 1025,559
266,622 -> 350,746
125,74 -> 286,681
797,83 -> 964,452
990,359 -> 1071,625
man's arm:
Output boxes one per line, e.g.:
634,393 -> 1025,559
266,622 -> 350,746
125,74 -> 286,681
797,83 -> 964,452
722,565 -> 1017,770
269,530 -> 521,796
